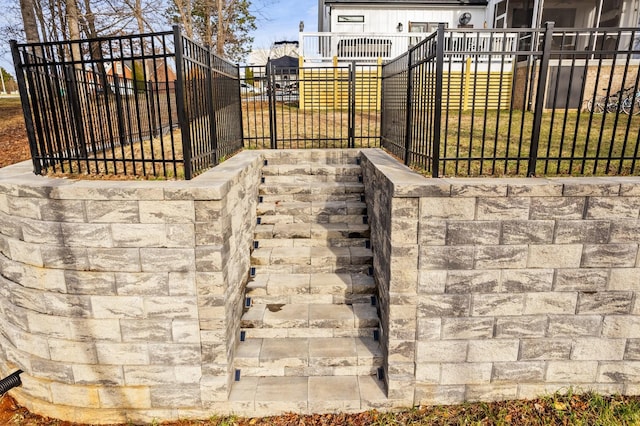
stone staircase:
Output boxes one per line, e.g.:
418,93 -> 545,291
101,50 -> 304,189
229,151 -> 386,413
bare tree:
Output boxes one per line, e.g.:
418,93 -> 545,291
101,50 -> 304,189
20,0 -> 41,43
169,0 -> 194,38
67,0 -> 83,65
168,0 -> 255,61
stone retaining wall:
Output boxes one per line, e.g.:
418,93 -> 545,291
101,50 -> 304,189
0,152 -> 261,423
2,147 -> 640,421
361,149 -> 640,407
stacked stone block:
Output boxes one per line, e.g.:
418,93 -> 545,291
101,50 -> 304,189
0,153 -> 261,423
361,149 -> 640,406
1,147 -> 640,421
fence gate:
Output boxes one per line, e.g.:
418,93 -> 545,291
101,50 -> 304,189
241,63 -> 381,149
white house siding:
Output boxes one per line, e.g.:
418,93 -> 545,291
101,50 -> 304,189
328,5 -> 488,34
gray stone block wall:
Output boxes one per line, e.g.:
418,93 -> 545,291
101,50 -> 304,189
361,149 -> 640,407
2,147 -> 640,421
0,152 -> 262,423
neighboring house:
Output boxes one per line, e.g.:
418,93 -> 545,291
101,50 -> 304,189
91,60 -> 177,95
246,42 -> 300,67
105,60 -> 177,83
489,0 -> 640,30
319,0 -> 640,35
245,43 -> 300,92
299,0 -> 639,112
307,0 -> 640,63
318,0 -> 488,34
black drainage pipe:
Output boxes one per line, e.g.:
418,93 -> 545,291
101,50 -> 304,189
0,370 -> 23,395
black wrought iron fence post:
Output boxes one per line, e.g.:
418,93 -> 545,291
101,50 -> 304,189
404,48 -> 414,166
111,71 -> 128,155
173,26 -> 193,180
237,64 -> 245,148
432,23 -> 445,178
10,40 -> 41,174
267,63 -> 277,149
147,80 -> 158,138
349,61 -> 356,148
64,65 -> 88,159
527,21 -> 554,177
205,46 -> 219,166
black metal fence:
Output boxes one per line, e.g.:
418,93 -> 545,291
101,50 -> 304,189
11,27 -> 243,179
241,62 -> 381,149
382,24 -> 640,177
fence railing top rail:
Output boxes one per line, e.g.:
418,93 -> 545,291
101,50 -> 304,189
11,30 -> 174,49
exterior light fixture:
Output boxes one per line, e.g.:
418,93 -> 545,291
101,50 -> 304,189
397,22 -> 403,32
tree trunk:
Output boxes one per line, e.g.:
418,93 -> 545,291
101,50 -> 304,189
203,0 -> 214,48
66,0 -> 83,65
134,0 -> 145,34
20,0 -> 40,43
173,0 -> 193,39
216,0 -> 224,56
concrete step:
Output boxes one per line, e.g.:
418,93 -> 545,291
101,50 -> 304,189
240,303 -> 379,330
255,223 -> 370,240
250,247 -> 373,268
246,273 -> 375,302
251,247 -> 373,266
256,201 -> 367,217
261,174 -> 361,184
259,182 -> 364,196
259,193 -> 364,203
254,238 -> 369,249
247,293 -> 375,306
234,336 -> 382,376
257,214 -> 367,225
252,264 -> 372,274
241,326 -> 379,339
261,150 -> 361,166
262,164 -> 362,179
227,375 -> 391,414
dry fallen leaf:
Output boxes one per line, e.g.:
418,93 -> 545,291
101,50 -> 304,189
554,401 -> 567,411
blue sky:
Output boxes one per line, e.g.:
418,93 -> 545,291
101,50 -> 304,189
250,0 -> 318,49
0,0 -> 318,76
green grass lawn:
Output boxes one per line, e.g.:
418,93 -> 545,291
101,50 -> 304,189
433,109 -> 640,177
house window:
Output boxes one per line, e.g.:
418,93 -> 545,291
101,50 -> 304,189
600,0 -> 622,27
408,22 -> 446,33
338,15 -> 364,23
541,8 -> 576,27
408,22 -> 446,45
115,62 -> 123,75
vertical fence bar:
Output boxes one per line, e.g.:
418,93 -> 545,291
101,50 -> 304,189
349,61 -> 356,148
173,25 -> 193,180
205,47 -> 219,166
64,65 -> 88,160
267,64 -> 277,149
148,80 -> 158,138
237,64 -> 245,148
527,22 -> 554,177
432,23 -> 445,178
10,40 -> 41,174
404,49 -> 414,166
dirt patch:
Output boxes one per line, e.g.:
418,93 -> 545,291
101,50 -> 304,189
0,97 -> 30,168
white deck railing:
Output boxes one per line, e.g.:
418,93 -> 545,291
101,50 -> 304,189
299,31 -> 520,64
